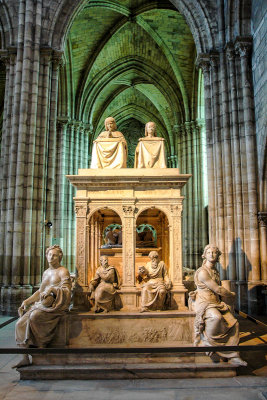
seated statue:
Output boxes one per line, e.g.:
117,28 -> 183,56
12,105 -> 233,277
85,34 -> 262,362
137,251 -> 171,312
189,244 -> 247,366
90,117 -> 127,169
89,256 -> 121,312
134,121 -> 167,168
13,245 -> 71,368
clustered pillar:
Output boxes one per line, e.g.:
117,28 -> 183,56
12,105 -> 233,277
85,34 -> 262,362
197,36 -> 262,313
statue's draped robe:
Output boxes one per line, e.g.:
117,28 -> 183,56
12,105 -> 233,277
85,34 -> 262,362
141,261 -> 169,310
15,277 -> 71,347
134,137 -> 166,168
193,266 -> 239,358
90,131 -> 127,169
90,266 -> 121,311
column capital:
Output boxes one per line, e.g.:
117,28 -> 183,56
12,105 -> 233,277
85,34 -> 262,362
234,37 -> 252,58
196,53 -> 210,75
52,50 -> 64,69
75,202 -> 89,217
196,118 -> 205,129
258,212 -> 267,228
122,205 -> 136,217
209,52 -> 220,70
57,116 -> 70,130
225,43 -> 235,61
0,47 -> 17,65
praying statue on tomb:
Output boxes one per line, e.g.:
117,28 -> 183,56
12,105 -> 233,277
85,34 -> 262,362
137,250 -> 172,312
189,244 -> 247,366
89,255 -> 121,313
90,116 -> 127,169
134,121 -> 167,168
13,245 -> 71,368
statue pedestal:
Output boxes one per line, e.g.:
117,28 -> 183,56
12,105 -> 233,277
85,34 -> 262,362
67,168 -> 191,311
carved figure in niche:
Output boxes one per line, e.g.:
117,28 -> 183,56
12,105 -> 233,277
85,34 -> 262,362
136,228 -> 155,248
134,121 -> 167,168
90,117 -> 127,169
13,245 -> 71,368
89,256 -> 121,313
189,244 -> 247,366
102,225 -> 122,248
137,251 -> 172,312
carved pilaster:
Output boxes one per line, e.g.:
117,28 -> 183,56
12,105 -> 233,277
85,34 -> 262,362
75,202 -> 89,287
169,203 -> 183,286
122,205 -> 136,287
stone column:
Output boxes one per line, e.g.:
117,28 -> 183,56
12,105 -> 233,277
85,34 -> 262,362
45,50 -> 63,250
54,117 -> 69,250
196,118 -> 208,251
184,122 -> 193,267
197,55 -> 216,245
210,53 -> 227,279
226,44 -> 246,282
219,50 -> 236,280
235,38 -> 260,282
0,49 -> 16,289
258,213 -> 267,282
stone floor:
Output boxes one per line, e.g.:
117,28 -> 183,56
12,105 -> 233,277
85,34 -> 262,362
0,315 -> 266,400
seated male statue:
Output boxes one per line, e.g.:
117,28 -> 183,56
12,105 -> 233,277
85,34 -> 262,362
89,255 -> 121,313
13,245 -> 71,368
189,244 -> 247,366
137,250 -> 171,312
134,121 -> 167,168
90,116 -> 127,168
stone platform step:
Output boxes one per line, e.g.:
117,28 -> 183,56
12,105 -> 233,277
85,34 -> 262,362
18,361 -> 237,380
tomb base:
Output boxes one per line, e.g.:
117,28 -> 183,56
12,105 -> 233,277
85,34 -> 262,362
17,311 -> 238,379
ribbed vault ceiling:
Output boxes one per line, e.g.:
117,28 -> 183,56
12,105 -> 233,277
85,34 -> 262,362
62,0 -> 196,155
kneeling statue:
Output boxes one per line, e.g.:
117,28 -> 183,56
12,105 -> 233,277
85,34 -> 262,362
190,244 -> 247,366
14,245 -> 71,368
137,251 -> 171,312
89,256 -> 121,312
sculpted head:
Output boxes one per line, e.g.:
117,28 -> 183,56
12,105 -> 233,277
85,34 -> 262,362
202,244 -> 221,265
100,255 -> 109,268
105,117 -> 117,132
46,245 -> 63,266
148,250 -> 159,261
145,122 -> 157,137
